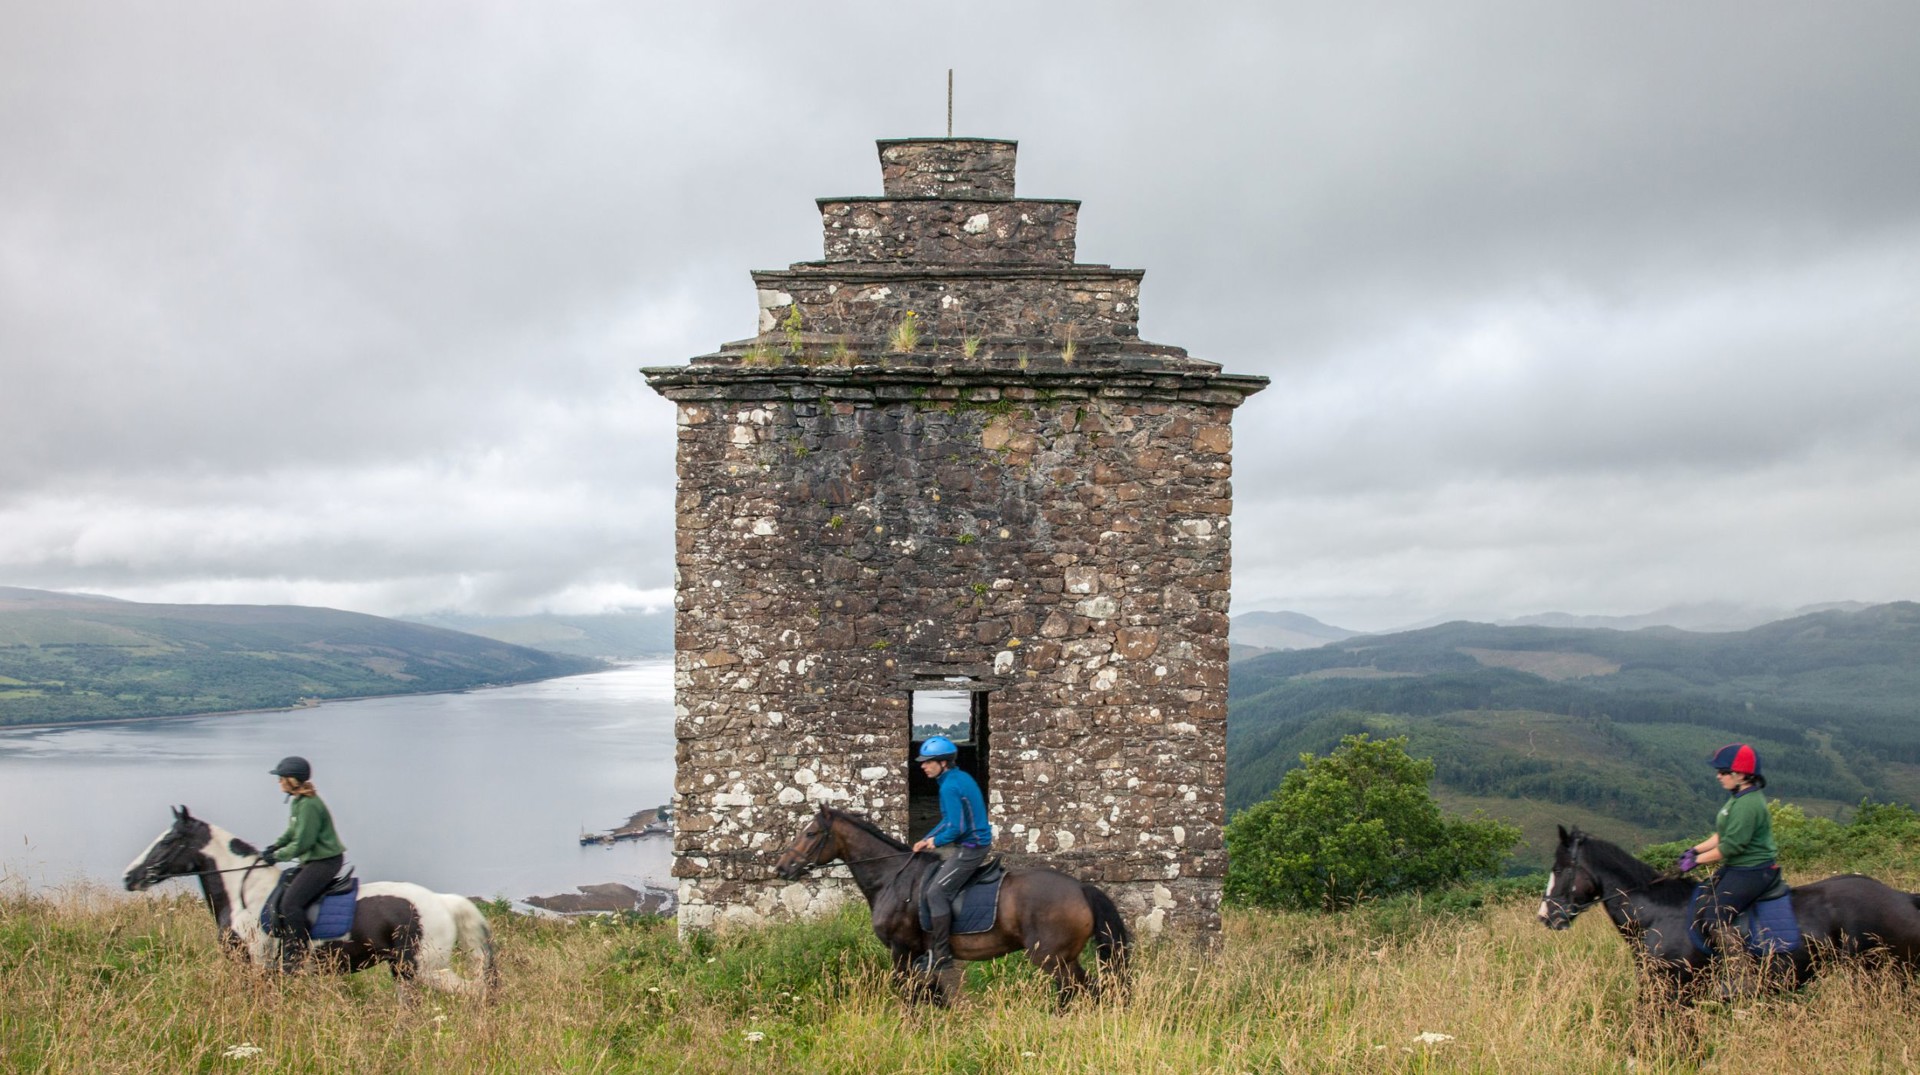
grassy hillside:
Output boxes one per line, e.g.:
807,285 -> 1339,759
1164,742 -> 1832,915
5,870 -> 1917,1074
405,610 -> 674,659
1228,603 -> 1920,859
0,588 -> 601,727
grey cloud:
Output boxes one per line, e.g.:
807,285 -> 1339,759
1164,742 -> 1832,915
3,1 -> 1916,622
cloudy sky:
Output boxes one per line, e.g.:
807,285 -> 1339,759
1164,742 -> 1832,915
4,2 -> 1916,632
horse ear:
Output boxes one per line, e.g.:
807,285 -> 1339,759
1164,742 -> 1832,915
1557,824 -> 1570,842
173,805 -> 186,820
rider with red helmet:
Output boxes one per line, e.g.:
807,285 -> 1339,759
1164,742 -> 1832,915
1676,743 -> 1779,950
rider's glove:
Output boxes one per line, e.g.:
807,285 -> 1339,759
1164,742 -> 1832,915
1676,849 -> 1698,873
261,845 -> 279,864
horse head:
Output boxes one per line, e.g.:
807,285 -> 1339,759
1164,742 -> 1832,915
1538,824 -> 1603,929
772,807 -> 837,881
123,805 -> 214,891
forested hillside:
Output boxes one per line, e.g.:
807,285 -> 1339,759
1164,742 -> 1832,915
1227,602 -> 1920,859
0,588 -> 601,727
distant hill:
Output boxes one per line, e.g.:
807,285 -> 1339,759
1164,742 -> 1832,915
0,588 -> 602,727
1227,602 -> 1920,864
1505,600 -> 1874,633
405,611 -> 673,660
1228,610 -> 1358,659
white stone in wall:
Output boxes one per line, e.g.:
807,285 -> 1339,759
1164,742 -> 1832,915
963,213 -> 990,234
777,786 -> 805,805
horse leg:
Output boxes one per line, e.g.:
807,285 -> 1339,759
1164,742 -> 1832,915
1028,940 -> 1091,1011
889,945 -> 931,1007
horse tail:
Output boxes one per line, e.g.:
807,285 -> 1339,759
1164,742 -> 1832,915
1082,882 -> 1131,988
447,895 -> 499,998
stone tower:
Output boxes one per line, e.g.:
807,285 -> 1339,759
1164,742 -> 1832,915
643,137 -> 1265,937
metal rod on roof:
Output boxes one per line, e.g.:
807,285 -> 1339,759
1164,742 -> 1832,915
947,69 -> 953,138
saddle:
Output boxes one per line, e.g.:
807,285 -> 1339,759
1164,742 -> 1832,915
260,867 -> 360,941
914,854 -> 1006,936
1687,870 -> 1801,957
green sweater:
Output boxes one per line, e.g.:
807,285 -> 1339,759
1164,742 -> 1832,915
273,794 -> 346,864
1714,786 -> 1776,868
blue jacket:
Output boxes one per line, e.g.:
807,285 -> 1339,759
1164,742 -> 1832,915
925,768 -> 992,848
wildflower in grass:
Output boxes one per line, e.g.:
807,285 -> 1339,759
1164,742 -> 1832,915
222,1043 -> 264,1059
1412,1032 -> 1454,1045
744,1030 -> 766,1043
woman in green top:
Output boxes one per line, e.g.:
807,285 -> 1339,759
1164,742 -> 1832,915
1675,743 -> 1779,947
260,755 -> 347,970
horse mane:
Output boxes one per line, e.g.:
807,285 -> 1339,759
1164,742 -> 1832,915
1570,829 -> 1691,906
823,808 -> 911,852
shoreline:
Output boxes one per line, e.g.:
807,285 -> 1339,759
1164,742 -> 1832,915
0,660 -> 668,735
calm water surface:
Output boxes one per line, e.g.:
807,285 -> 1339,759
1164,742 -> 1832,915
0,661 -> 675,903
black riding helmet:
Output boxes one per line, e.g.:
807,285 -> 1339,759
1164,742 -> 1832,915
269,756 -> 312,782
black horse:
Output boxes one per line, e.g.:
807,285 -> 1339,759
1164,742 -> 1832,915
772,807 -> 1130,1009
1539,825 -> 1920,1004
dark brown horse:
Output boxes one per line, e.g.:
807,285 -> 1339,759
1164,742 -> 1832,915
772,807 -> 1130,1008
1540,825 -> 1920,1006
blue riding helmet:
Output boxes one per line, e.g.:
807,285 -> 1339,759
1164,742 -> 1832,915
915,736 -> 959,762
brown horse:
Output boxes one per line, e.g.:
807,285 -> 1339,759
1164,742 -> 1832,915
772,807 -> 1130,1008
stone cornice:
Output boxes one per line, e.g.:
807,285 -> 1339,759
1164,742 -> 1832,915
641,362 -> 1269,406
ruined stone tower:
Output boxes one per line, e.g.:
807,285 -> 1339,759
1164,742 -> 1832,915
643,137 -> 1265,938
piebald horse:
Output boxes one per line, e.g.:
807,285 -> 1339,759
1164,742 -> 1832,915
124,806 -> 497,997
773,807 -> 1130,1009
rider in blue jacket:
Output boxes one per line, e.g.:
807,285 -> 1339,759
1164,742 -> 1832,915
909,736 -> 992,971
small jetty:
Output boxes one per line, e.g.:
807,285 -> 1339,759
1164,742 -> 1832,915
579,804 -> 673,846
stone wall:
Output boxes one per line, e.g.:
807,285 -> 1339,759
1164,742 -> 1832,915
650,366 -> 1255,934
644,136 -> 1266,940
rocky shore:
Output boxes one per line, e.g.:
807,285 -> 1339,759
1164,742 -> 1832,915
525,882 -> 676,916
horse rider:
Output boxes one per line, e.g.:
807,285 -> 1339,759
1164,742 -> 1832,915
1675,743 -> 1779,956
909,735 -> 993,972
260,755 -> 347,972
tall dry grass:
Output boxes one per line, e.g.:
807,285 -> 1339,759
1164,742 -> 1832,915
3,877 -> 1918,1074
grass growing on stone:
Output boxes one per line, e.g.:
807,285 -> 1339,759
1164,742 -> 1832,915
4,877 -> 1919,1074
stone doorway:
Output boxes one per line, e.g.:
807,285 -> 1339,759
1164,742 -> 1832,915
907,688 -> 990,840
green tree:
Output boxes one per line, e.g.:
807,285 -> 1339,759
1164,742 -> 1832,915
1224,733 -> 1520,911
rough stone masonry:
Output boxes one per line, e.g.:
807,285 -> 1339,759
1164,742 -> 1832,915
644,137 -> 1266,938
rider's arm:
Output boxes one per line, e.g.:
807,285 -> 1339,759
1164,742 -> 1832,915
1691,832 -> 1722,866
276,798 -> 320,862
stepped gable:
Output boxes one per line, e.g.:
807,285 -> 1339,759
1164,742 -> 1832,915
673,137 -> 1212,372
644,135 -> 1266,941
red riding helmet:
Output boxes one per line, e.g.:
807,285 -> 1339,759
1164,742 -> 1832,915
1710,743 -> 1761,777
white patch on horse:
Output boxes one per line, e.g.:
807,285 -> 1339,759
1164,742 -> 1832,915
124,810 -> 494,997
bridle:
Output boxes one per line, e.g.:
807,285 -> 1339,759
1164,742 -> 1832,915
1543,836 -> 1601,923
134,832 -> 275,907
1544,835 -> 1669,924
780,812 -> 922,882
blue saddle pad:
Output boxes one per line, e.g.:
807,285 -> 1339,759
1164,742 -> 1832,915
260,878 -> 359,941
1687,885 -> 1802,957
919,870 -> 1003,936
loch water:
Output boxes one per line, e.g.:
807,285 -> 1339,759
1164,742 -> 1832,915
0,660 -> 676,905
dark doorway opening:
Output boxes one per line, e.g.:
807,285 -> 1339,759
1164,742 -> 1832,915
907,688 -> 989,841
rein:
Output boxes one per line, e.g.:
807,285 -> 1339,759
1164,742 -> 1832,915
1553,838 -> 1677,920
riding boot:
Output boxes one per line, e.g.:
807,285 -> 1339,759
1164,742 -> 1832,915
1708,924 -> 1758,1002
925,912 -> 956,972
275,926 -> 309,974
